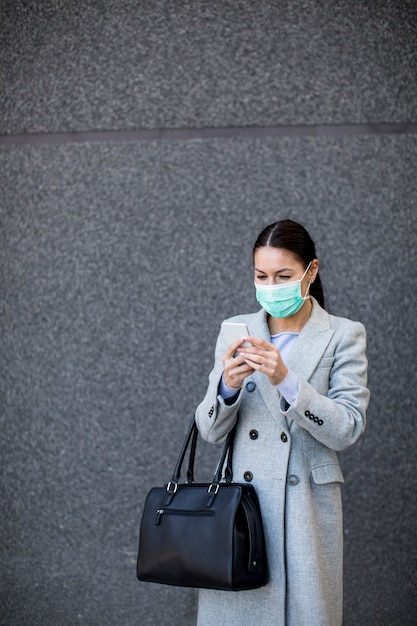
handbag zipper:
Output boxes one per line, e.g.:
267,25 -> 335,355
155,508 -> 215,525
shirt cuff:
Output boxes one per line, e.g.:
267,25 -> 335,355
276,369 -> 299,406
219,374 -> 240,400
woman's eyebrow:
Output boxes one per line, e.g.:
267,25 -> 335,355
254,267 -> 293,273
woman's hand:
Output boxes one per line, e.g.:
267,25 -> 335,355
223,338 -> 255,389
237,336 -> 288,387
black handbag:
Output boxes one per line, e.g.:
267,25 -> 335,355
136,416 -> 268,591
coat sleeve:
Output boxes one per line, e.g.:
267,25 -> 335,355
283,320 -> 370,451
195,325 -> 242,443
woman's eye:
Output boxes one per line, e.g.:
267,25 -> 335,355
279,275 -> 291,280
256,275 -> 267,280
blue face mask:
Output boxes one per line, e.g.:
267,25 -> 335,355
254,263 -> 312,319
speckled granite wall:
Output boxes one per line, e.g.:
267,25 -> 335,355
1,2 -> 416,625
1,0 -> 416,133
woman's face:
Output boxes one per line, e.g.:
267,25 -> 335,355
254,246 -> 318,291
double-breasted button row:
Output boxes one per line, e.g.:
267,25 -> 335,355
249,430 -> 288,442
245,471 -> 299,484
305,409 -> 323,426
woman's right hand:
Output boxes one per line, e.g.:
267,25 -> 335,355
222,338 -> 255,389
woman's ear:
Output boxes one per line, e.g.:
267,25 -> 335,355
309,259 -> 319,281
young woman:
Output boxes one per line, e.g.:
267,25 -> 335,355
195,219 -> 370,626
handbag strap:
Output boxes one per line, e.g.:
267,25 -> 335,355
213,424 -> 236,484
186,423 -> 199,483
223,424 -> 236,483
164,416 -> 237,505
167,416 -> 196,492
204,425 -> 236,507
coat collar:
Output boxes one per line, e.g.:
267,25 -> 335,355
247,299 -> 334,424
285,298 -> 334,380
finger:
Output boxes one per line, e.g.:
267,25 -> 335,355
224,337 -> 250,359
229,351 -> 255,367
242,335 -> 272,350
237,346 -> 269,363
243,354 -> 265,370
224,363 -> 254,388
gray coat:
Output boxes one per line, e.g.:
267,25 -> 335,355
195,300 -> 370,626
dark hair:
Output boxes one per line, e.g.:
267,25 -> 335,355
253,219 -> 325,309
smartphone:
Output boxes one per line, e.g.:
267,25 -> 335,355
221,321 -> 251,349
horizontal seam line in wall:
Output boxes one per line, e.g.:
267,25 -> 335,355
1,123 -> 417,145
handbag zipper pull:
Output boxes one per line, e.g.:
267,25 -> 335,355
155,509 -> 164,525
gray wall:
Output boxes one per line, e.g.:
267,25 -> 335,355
1,2 -> 416,625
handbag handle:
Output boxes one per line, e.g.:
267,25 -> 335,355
223,428 -> 235,483
165,416 -> 237,502
166,417 -> 196,493
186,423 -> 199,483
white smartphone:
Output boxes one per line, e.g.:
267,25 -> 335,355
221,321 -> 251,348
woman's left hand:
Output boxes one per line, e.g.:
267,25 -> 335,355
237,336 -> 288,387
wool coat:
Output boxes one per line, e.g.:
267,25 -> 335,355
195,299 -> 370,626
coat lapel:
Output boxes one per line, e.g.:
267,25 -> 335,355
249,309 -> 288,427
286,299 -> 334,380
248,300 -> 334,427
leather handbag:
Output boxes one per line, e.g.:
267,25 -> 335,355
136,416 -> 268,591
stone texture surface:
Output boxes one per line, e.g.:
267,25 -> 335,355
1,1 -> 416,624
1,135 -> 416,624
1,0 -> 416,134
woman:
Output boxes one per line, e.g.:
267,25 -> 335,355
195,219 -> 370,626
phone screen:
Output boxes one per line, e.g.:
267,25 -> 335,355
221,322 -> 251,347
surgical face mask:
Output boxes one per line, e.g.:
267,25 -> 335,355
254,262 -> 312,319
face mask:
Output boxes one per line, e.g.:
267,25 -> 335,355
254,263 -> 312,318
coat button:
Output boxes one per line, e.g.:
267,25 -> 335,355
249,429 -> 258,440
246,381 -> 256,392
287,475 -> 299,486
281,432 -> 288,442
244,471 -> 253,482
